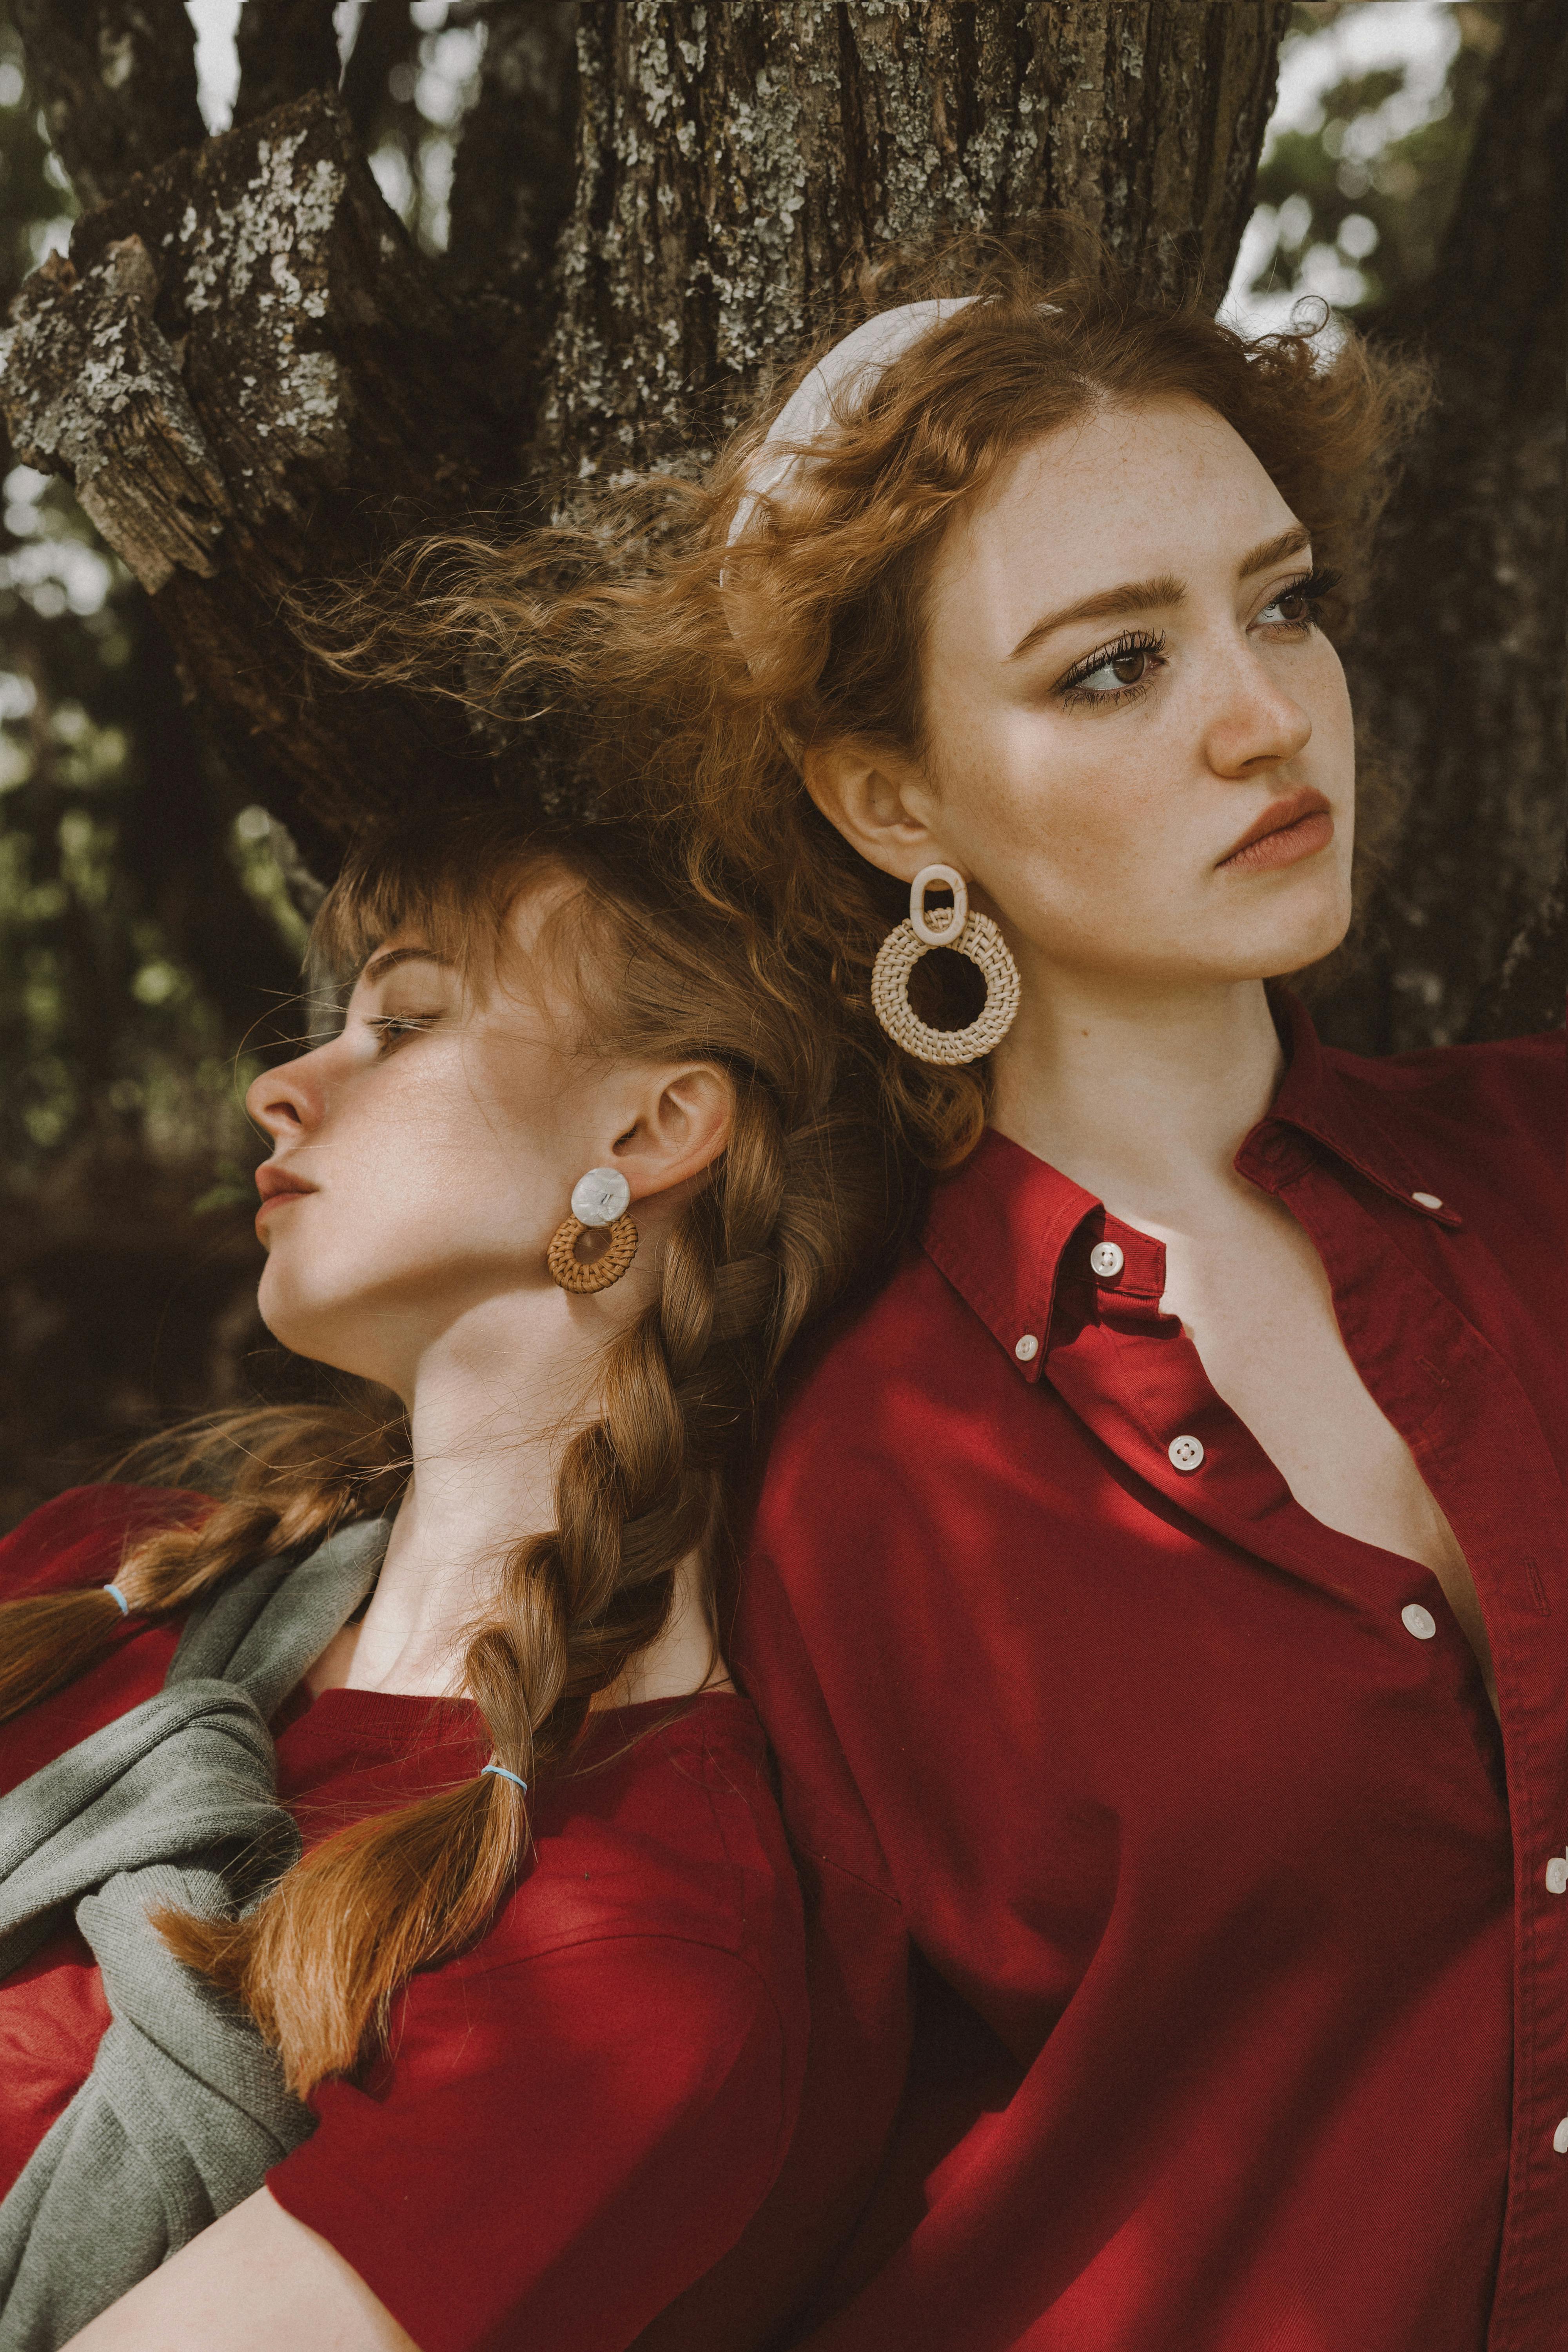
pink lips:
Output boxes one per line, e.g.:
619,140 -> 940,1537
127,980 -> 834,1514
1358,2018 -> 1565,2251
1218,788 -> 1334,874
254,1163 -> 316,1234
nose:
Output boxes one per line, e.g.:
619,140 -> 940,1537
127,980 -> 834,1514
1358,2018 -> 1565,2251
246,1045 -> 328,1149
1203,642 -> 1313,780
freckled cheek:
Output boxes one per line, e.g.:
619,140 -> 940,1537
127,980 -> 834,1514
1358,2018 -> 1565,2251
325,1076 -> 546,1233
1299,641 -> 1355,799
953,716 -> 1175,905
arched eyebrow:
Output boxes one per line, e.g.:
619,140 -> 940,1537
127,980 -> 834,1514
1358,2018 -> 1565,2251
359,946 -> 454,985
1007,524 -> 1314,662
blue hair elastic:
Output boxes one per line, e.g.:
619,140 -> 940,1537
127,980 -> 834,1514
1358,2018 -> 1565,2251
481,1762 -> 528,1794
102,1583 -> 131,1618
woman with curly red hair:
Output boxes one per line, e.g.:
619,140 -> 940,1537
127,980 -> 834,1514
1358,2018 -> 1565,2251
388,249 -> 1563,2352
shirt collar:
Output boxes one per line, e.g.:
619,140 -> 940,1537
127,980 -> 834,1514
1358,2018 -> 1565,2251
920,989 -> 1461,1384
921,1125 -> 1100,1381
1252,990 -> 1463,1226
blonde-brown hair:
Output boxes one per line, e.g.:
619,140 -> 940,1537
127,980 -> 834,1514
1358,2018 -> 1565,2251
0,806 -> 905,2092
316,243 -> 1427,1167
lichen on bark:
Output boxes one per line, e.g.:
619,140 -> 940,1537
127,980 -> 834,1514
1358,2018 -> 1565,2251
1,235 -> 229,593
544,1 -> 1289,486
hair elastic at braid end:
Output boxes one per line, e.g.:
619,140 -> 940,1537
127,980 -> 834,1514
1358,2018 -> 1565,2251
102,1583 -> 131,1618
481,1762 -> 528,1793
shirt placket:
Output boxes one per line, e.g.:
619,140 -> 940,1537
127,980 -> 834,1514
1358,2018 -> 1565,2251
1041,1176 -> 1568,2343
1044,1216 -> 1431,1623
1258,1149 -> 1568,2347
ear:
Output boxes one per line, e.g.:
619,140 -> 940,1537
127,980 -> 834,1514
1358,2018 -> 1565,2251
800,736 -> 946,886
606,1064 -> 734,1207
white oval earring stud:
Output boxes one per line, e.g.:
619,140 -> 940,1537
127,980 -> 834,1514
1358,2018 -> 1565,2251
871,864 -> 1021,1066
548,1166 -> 638,1294
571,1167 -> 631,1227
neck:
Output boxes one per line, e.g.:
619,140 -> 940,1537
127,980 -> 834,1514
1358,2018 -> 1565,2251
987,966 -> 1286,1221
338,1282 -> 635,1697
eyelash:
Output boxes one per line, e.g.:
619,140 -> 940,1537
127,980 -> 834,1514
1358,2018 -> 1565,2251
1258,567 -> 1340,628
365,1013 -> 437,1054
1058,628 -> 1167,710
1055,568 -> 1342,712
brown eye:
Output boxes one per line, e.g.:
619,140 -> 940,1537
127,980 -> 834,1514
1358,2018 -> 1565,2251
1274,589 -> 1310,623
1060,630 -> 1167,705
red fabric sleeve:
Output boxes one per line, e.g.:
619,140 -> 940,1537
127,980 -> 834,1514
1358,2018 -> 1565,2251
0,1484 -> 209,1598
267,1931 -> 794,2352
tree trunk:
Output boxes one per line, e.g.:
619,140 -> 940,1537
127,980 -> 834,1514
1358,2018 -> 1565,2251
0,90 -> 526,863
1318,0 -> 1566,1051
1,0 -> 1289,861
10,0 -> 205,207
5,0 -> 1556,1043
548,0 -> 1288,480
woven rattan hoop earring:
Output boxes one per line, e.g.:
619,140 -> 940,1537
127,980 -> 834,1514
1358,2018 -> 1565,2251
547,1166 -> 639,1295
871,864 -> 1021,1067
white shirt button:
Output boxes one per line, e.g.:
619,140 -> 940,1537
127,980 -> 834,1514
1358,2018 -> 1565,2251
1014,1334 -> 1039,1362
1167,1434 -> 1205,1473
1401,1603 -> 1437,1642
1411,1191 -> 1443,1211
1546,1854 -> 1568,1896
1089,1240 -> 1124,1280
1554,2117 -> 1568,2156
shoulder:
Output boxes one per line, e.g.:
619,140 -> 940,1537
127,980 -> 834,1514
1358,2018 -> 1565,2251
1325,1028 -> 1563,1229
1327,1026 -> 1561,1139
755,1245 -> 1002,1551
0,1483 -> 210,1600
768,1246 -> 975,1454
461,1695 -> 803,1994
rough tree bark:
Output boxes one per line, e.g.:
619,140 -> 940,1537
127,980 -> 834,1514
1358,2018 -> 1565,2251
548,1 -> 1286,479
0,92 -> 526,867
1319,0 -> 1567,1051
2,0 -> 1559,1041
1,0 -> 1288,858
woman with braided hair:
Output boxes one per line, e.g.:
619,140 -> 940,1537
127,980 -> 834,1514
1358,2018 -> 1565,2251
0,804 -> 896,2351
376,249 -> 1564,2350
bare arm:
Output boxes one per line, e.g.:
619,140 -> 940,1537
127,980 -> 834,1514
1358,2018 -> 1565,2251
62,2187 -> 420,2352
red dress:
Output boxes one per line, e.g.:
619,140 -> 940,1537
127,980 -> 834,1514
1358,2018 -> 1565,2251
0,1484 -> 806,2352
639,999 -> 1566,2352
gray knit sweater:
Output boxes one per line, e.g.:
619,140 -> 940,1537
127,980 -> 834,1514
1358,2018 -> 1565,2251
0,1517 -> 391,2352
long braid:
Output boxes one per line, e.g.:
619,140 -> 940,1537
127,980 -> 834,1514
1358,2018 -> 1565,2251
157,1022 -> 886,2096
0,1405 -> 407,1730
5,767 -> 905,2101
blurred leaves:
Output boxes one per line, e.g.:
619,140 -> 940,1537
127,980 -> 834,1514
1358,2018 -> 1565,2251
1230,2 -> 1509,329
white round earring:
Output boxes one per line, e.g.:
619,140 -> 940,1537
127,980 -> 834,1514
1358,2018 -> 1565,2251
870,865 -> 1021,1066
547,1166 -> 639,1295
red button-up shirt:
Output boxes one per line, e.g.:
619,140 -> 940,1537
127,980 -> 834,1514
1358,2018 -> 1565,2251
658,997 -> 1565,2352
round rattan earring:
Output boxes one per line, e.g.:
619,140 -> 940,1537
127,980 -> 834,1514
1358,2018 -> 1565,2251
547,1167 -> 639,1294
871,864 -> 1021,1066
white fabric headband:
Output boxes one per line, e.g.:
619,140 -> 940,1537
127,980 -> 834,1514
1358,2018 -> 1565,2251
726,297 -> 979,548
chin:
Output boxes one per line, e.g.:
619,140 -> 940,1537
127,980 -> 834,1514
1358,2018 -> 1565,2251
1233,868 -> 1353,981
255,1268 -> 364,1379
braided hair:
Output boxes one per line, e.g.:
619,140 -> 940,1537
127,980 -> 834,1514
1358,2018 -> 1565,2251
0,806 -> 909,2093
